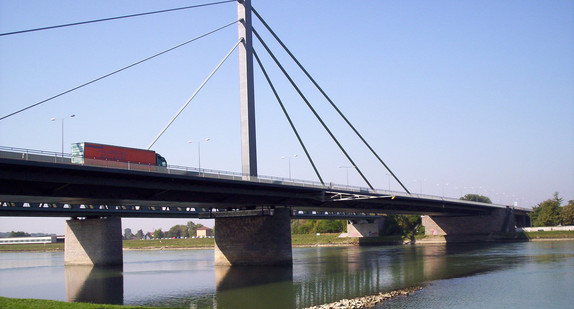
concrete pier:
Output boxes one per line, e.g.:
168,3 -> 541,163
422,207 -> 516,238
346,218 -> 384,237
214,208 -> 292,265
65,216 -> 123,266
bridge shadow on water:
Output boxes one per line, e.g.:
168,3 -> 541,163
65,265 -> 124,305
215,265 -> 295,309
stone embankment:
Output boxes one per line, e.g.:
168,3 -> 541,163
304,286 -> 422,309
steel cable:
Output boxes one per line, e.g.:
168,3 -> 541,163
252,7 -> 411,194
0,0 -> 235,37
0,20 -> 239,121
253,28 -> 375,191
253,49 -> 325,185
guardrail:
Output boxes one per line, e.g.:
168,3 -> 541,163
0,145 -> 523,210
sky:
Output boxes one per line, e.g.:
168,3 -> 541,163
0,0 -> 573,234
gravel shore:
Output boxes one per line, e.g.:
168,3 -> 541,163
303,286 -> 422,309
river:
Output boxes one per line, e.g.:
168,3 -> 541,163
0,241 -> 573,308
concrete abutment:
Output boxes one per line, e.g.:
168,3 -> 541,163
422,207 -> 518,240
214,208 -> 292,266
346,218 -> 385,237
65,216 -> 123,266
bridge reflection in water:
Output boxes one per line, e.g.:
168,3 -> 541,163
65,265 -> 123,305
55,244 -> 523,308
215,266 -> 295,309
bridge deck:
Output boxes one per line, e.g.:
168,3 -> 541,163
0,148 -> 530,218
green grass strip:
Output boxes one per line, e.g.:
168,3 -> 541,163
0,297 -> 173,309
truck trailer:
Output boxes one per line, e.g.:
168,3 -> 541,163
71,142 -> 167,167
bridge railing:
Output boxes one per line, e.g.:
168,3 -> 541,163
0,145 -> 517,209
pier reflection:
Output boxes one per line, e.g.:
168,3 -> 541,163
214,265 -> 295,309
291,244 -> 511,308
65,265 -> 123,305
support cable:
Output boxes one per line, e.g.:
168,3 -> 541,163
252,7 -> 411,194
0,20 -> 238,121
0,0 -> 235,37
253,50 -> 325,185
148,39 -> 242,149
253,28 -> 375,191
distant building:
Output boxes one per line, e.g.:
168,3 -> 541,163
196,226 -> 213,238
0,236 -> 57,245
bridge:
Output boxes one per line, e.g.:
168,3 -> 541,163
0,1 -> 531,266
0,146 -> 530,265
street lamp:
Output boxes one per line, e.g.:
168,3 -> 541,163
339,166 -> 354,186
188,138 -> 210,170
413,179 -> 426,194
281,154 -> 297,179
51,114 -> 75,157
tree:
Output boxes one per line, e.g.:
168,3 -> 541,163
291,219 -> 346,234
560,200 -> 574,226
186,221 -> 203,237
530,192 -> 562,227
167,225 -> 189,238
460,194 -> 492,204
135,229 -> 144,240
315,220 -> 346,233
382,215 -> 422,237
124,228 -> 133,240
291,220 -> 315,234
153,229 -> 164,239
9,231 -> 30,237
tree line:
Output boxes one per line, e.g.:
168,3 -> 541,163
529,192 -> 574,227
124,221 -> 210,240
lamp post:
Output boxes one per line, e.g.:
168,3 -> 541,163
339,166 -> 354,186
51,114 -> 75,157
188,138 -> 210,170
281,154 -> 297,179
413,179 -> 426,194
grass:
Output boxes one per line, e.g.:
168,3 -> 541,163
0,242 -> 64,252
291,233 -> 358,246
0,297 -> 171,309
523,230 -> 574,239
122,238 -> 214,249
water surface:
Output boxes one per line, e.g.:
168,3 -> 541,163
0,241 -> 572,308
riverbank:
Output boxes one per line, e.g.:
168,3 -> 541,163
416,230 -> 574,244
0,231 -> 572,252
0,234 -> 374,252
0,297 -> 169,309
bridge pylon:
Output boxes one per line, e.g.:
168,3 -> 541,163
211,0 -> 292,267
238,0 -> 257,177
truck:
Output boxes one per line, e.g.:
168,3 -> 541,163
71,142 -> 167,167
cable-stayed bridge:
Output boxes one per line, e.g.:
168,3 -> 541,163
0,1 -> 531,266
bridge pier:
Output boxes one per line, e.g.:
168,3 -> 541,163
214,208 -> 292,265
346,218 -> 385,237
422,207 -> 516,240
65,216 -> 123,266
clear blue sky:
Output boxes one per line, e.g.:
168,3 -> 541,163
1,1 -> 573,234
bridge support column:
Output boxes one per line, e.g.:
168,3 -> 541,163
346,218 -> 384,237
214,208 -> 292,265
422,207 -> 516,240
65,217 -> 123,266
